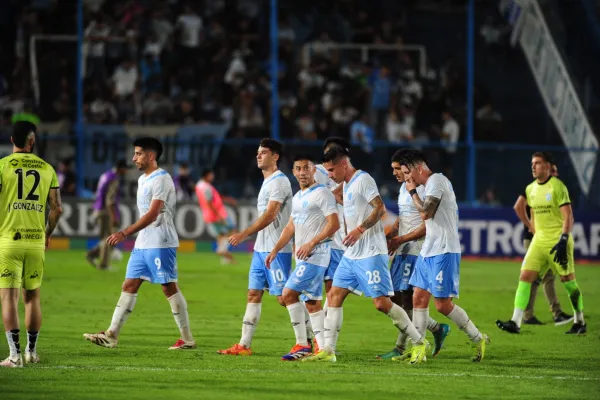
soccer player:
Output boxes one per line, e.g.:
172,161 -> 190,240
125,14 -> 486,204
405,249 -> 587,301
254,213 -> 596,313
0,121 -> 63,367
218,138 -> 294,356
196,168 -> 236,264
304,146 -> 429,364
83,137 -> 196,350
313,137 -> 348,314
266,154 -> 340,360
377,150 -> 450,360
397,149 -> 489,362
512,162 -> 572,325
497,152 -> 586,334
86,159 -> 129,270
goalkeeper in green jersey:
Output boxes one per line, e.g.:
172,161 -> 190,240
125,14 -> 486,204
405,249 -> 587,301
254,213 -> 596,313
497,152 -> 586,335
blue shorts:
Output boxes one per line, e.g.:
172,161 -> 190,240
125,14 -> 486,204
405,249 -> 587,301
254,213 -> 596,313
126,248 -> 178,284
208,216 -> 236,236
248,252 -> 292,296
409,253 -> 460,298
332,255 -> 394,298
390,254 -> 418,292
324,249 -> 344,281
286,262 -> 326,301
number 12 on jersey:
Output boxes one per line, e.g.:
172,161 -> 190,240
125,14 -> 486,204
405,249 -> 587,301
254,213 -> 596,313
14,168 -> 41,200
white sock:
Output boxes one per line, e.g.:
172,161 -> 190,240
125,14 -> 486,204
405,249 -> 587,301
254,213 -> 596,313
309,310 -> 325,349
287,302 -> 308,346
217,237 -> 229,253
168,291 -> 194,342
108,292 -> 137,337
511,308 -> 525,328
240,303 -> 262,348
412,308 -> 428,337
447,304 -> 482,342
323,298 -> 328,316
302,303 -> 314,340
395,309 -> 412,348
324,307 -> 343,352
387,303 -> 423,345
428,317 -> 440,332
575,311 -> 585,325
5,330 -> 20,358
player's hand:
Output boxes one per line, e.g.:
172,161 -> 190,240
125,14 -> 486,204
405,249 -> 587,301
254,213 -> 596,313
296,242 -> 315,261
405,177 -> 417,192
387,236 -> 405,255
342,228 -> 363,247
550,234 -> 569,267
265,252 -> 276,269
228,231 -> 247,247
45,236 -> 51,251
107,231 -> 127,247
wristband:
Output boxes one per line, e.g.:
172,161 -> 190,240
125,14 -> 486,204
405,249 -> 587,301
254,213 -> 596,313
356,226 -> 365,234
409,189 -> 418,197
560,233 -> 569,241
119,231 -> 127,239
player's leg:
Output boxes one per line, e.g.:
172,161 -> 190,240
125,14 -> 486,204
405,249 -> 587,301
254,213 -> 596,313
541,269 -> 572,325
497,242 -> 546,333
323,249 -> 343,326
83,249 -> 147,347
21,249 -> 44,363
523,237 -> 543,324
356,255 -> 428,364
429,253 -> 488,361
554,238 -> 585,334
86,214 -> 105,268
97,215 -> 114,270
0,250 -> 25,367
304,257 -> 354,362
219,252 -> 271,355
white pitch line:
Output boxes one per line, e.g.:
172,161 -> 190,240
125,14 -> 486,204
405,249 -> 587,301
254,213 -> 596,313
33,365 -> 600,382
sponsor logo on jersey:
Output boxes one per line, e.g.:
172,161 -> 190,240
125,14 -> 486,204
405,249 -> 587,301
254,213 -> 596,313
29,271 -> 39,279
9,159 -> 19,167
13,232 -> 21,241
0,269 -> 12,278
545,193 -> 552,201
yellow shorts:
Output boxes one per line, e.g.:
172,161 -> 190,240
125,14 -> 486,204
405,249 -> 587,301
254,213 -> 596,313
521,236 -> 575,277
0,248 -> 45,290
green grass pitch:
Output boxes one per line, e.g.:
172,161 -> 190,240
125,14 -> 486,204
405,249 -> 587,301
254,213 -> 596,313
1,250 -> 599,399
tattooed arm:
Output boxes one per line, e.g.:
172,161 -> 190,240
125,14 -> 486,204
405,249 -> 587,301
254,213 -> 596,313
46,188 -> 64,249
342,195 -> 386,247
411,194 -> 441,220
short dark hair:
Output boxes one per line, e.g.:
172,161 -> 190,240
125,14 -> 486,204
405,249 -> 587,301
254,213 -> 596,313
259,137 -> 283,157
133,137 -> 163,161
532,151 -> 554,165
395,149 -> 428,169
322,146 -> 349,164
202,168 -> 213,178
11,121 -> 37,148
293,153 -> 313,164
324,137 -> 350,152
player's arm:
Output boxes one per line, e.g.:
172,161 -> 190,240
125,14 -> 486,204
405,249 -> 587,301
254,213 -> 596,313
410,194 -> 440,220
385,217 -> 399,239
388,222 -> 425,255
343,195 -> 386,247
297,213 -> 340,260
230,200 -> 282,245
45,188 -> 64,249
120,199 -> 164,238
270,217 -> 295,257
559,204 -> 574,235
513,195 -> 533,233
550,183 -> 573,266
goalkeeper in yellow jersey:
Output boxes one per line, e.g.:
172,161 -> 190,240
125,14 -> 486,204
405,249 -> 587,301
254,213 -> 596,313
0,122 -> 63,367
497,152 -> 586,335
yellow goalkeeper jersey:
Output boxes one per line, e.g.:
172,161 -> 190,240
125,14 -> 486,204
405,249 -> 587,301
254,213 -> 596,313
0,152 -> 59,249
525,176 -> 571,246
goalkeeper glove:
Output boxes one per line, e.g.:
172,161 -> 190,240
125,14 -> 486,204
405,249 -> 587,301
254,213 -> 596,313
550,234 -> 569,267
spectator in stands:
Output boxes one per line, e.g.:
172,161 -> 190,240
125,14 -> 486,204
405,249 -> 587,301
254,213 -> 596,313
175,4 -> 203,68
476,101 -> 503,141
386,110 -> 413,143
369,65 -> 394,138
139,52 -> 162,96
142,91 -> 173,124
112,58 -> 139,121
440,110 -> 460,179
85,14 -> 112,82
57,158 -> 77,197
88,92 -> 118,123
479,186 -> 502,207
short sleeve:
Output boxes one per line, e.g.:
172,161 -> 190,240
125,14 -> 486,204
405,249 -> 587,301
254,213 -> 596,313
555,179 -> 571,207
314,166 -> 330,186
268,178 -> 289,204
317,189 -> 338,217
425,174 -> 445,199
360,174 -> 380,203
152,175 -> 171,202
50,168 -> 59,189
416,184 -> 426,199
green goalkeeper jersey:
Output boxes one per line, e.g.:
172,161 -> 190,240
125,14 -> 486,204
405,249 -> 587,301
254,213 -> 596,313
525,176 -> 571,246
0,152 -> 59,249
